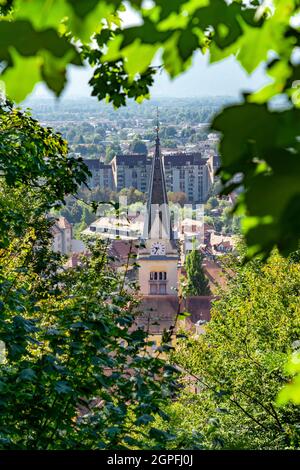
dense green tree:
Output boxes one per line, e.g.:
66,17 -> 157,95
148,251 -> 300,449
73,206 -> 96,238
167,191 -> 187,208
160,126 -> 177,139
105,141 -> 121,163
3,0 -> 300,433
204,215 -> 214,227
93,135 -> 104,144
130,139 -> 147,154
0,101 -> 177,449
207,197 -> 219,210
184,249 -> 211,296
181,127 -> 195,139
119,187 -> 146,205
162,139 -> 177,149
77,135 -> 85,144
66,128 -> 76,143
189,130 -> 209,143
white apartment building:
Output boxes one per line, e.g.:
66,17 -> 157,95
164,153 -> 214,203
82,151 -> 215,203
111,154 -> 152,193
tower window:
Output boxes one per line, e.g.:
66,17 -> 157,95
159,284 -> 166,294
150,284 -> 157,294
150,271 -> 167,281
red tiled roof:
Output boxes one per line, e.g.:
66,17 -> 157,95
215,240 -> 232,249
64,251 -> 90,268
182,296 -> 212,324
203,259 -> 227,290
109,240 -> 138,263
135,295 -> 213,334
136,295 -> 179,334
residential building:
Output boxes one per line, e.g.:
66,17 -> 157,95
51,216 -> 72,255
164,153 -> 214,203
111,154 -> 152,192
179,217 -> 204,254
83,159 -> 114,189
82,215 -> 143,241
82,150 -> 215,204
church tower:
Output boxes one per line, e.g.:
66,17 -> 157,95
138,115 -> 179,296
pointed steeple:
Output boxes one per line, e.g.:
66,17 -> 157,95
143,109 -> 173,240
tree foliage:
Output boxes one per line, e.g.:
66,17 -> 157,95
184,249 -> 211,296
167,251 -> 300,449
0,102 -> 177,449
2,0 -> 300,257
167,191 -> 187,208
130,139 -> 147,155
2,0 -> 300,445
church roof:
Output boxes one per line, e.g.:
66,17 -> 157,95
148,133 -> 169,206
143,123 -> 173,240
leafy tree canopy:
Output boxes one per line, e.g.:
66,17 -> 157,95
130,139 -> 148,154
167,191 -> 187,207
0,101 -> 177,449
161,251 -> 300,449
184,248 -> 211,296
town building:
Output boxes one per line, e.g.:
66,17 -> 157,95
134,123 -> 216,335
82,149 -> 215,203
51,216 -> 72,255
110,154 -> 152,193
179,217 -> 205,254
78,123 -> 220,335
81,215 -> 143,241
164,153 -> 214,203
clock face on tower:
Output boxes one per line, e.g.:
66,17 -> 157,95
151,242 -> 166,256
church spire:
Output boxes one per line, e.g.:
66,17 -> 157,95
143,109 -> 173,240
155,106 -> 159,141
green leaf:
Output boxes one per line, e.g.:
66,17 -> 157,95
149,427 -> 176,443
177,30 -> 199,62
236,20 -> 273,74
135,414 -> 155,425
178,311 -> 191,321
19,368 -> 37,382
67,1 -> 117,42
277,376 -> 300,405
0,19 -> 81,101
249,60 -> 292,103
40,49 -> 73,97
277,353 -> 300,406
14,0 -> 73,31
123,40 -> 159,76
0,20 -> 80,61
1,49 -> 41,102
54,381 -> 73,394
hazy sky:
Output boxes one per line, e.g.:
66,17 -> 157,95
32,4 -> 269,100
